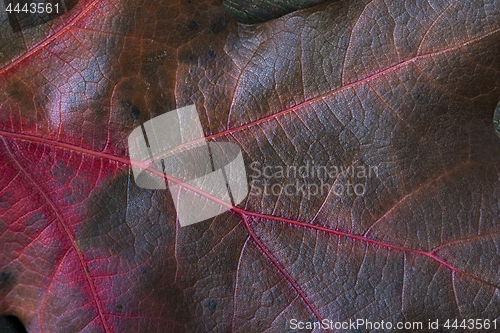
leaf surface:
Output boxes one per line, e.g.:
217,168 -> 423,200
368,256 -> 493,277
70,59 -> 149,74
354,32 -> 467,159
1,0 -> 500,332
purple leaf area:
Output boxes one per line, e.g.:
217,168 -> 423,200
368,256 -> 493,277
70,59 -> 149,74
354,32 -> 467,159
1,0 -> 500,332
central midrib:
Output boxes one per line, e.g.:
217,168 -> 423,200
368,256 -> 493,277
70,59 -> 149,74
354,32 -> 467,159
0,129 -> 498,292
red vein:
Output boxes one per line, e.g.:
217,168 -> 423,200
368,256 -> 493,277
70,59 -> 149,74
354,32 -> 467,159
431,230 -> 500,253
417,0 -> 457,56
131,25 -> 500,160
236,210 -> 500,291
202,26 -> 500,142
1,137 -> 111,333
231,236 -> 250,331
0,130 -> 238,215
362,162 -> 467,237
0,130 -> 131,165
239,214 -> 331,333
1,129 -> 500,292
0,0 -> 100,75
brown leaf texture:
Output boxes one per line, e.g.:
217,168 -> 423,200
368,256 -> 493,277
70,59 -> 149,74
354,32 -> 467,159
1,0 -> 500,332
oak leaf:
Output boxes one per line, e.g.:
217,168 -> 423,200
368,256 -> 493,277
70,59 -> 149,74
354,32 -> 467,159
1,0 -> 500,332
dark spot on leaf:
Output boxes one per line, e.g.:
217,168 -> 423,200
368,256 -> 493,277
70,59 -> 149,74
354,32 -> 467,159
1,271 -> 9,282
0,195 -> 10,209
413,86 -> 429,102
0,315 -> 27,333
131,106 -> 141,119
27,212 -> 45,225
207,299 -> 217,310
116,303 -> 123,310
188,20 -> 198,31
210,15 -> 227,34
207,50 -> 216,58
122,100 -> 141,119
0,270 -> 16,295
